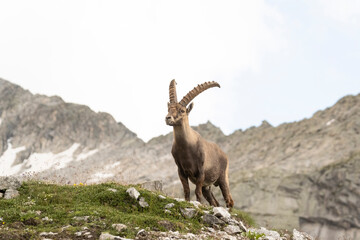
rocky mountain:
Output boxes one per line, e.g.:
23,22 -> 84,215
0,78 -> 359,240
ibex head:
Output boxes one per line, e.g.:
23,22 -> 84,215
165,79 -> 220,126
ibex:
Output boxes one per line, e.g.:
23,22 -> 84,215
165,80 -> 234,208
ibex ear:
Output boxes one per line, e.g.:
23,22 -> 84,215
186,102 -> 194,114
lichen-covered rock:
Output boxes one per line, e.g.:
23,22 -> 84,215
248,227 -> 281,240
138,197 -> 149,208
99,232 -> 128,240
212,207 -> 231,218
112,223 -> 127,232
202,213 -> 225,226
224,225 -> 242,235
293,229 -> 314,240
4,189 -> 19,199
126,187 -> 140,200
164,203 -> 175,209
136,229 -> 148,240
190,200 -> 202,208
180,208 -> 197,219
0,176 -> 21,190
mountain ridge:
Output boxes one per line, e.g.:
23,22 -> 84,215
0,78 -> 359,240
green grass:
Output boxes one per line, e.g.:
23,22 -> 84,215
0,181 -> 255,239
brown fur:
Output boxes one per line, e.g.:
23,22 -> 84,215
165,82 -> 234,208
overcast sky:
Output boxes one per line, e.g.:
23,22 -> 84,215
0,1 -> 359,141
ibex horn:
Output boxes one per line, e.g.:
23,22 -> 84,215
179,81 -> 220,107
169,79 -> 178,104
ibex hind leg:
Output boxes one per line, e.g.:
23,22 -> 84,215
219,179 -> 234,208
202,186 -> 219,207
210,189 -> 220,207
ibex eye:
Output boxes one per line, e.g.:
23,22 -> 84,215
180,109 -> 185,113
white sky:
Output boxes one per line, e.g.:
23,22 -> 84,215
0,0 -> 359,141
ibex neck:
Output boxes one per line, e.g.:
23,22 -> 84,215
173,119 -> 196,145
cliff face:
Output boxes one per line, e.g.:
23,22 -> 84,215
0,78 -> 359,240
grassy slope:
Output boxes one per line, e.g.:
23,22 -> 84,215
0,181 -> 254,240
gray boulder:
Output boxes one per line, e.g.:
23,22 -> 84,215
112,223 -> 127,232
0,176 -> 21,190
203,213 -> 225,226
164,203 -> 175,209
224,225 -> 242,235
138,197 -> 149,208
126,187 -> 140,200
99,232 -> 130,240
213,207 -> 231,218
293,229 -> 314,240
180,208 -> 197,219
0,176 -> 21,199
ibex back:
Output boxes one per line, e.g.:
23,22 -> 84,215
165,79 -> 234,208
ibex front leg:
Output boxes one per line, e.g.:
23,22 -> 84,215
195,171 -> 205,203
178,169 -> 190,201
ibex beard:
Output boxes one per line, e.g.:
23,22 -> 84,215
165,79 -> 234,208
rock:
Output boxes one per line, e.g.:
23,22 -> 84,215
174,198 -> 184,202
190,200 -> 202,208
136,229 -> 148,240
61,225 -> 71,231
140,180 -> 163,192
158,195 -> 166,199
0,192 -> 4,198
221,216 -> 237,225
75,231 -> 82,236
126,187 -> 140,200
39,232 -> 58,236
99,232 -> 128,240
224,225 -> 242,235
108,188 -> 117,192
238,220 -> 248,232
0,176 -> 21,190
164,209 -> 171,214
4,189 -> 19,199
164,203 -> 175,209
212,207 -> 231,218
73,216 -> 90,222
112,223 -> 127,232
180,208 -> 197,219
249,227 -> 281,240
203,213 -> 226,226
138,197 -> 149,208
292,229 -> 314,240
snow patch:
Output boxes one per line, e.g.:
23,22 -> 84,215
1,142 -> 101,177
0,142 -> 26,176
76,148 -> 99,161
326,119 -> 336,126
22,143 -> 80,173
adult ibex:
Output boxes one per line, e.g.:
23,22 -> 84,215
165,80 -> 234,208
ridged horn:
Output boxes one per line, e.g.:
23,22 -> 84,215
169,79 -> 178,104
179,81 -> 220,107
